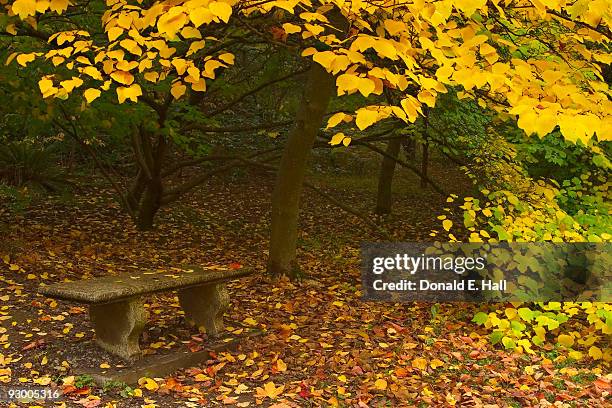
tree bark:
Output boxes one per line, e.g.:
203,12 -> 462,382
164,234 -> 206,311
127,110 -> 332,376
402,136 -> 417,161
375,138 -> 401,215
267,63 -> 337,278
421,140 -> 429,188
129,126 -> 168,231
136,177 -> 163,230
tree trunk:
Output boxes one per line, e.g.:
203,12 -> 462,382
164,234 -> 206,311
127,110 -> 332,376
402,136 -> 417,161
375,138 -> 401,215
136,176 -> 163,230
129,126 -> 168,231
267,63 -> 336,278
421,140 -> 429,188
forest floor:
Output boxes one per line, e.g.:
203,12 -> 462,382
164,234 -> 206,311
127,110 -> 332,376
0,159 -> 610,407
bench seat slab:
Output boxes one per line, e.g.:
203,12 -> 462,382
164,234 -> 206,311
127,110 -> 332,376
179,283 -> 229,337
89,297 -> 147,361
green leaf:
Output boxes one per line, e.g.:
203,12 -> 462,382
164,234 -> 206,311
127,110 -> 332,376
517,307 -> 534,322
502,336 -> 516,349
472,312 -> 488,325
490,331 -> 504,345
511,320 -> 526,333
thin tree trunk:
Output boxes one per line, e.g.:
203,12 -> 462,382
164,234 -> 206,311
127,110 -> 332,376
421,140 -> 429,188
139,131 -> 167,230
267,62 -> 337,278
402,136 -> 417,161
375,138 -> 401,215
136,176 -> 163,230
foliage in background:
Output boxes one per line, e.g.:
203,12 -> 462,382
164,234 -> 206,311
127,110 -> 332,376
439,120 -> 611,361
0,142 -> 69,192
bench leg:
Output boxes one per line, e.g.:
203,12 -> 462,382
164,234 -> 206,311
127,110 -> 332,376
178,283 -> 229,337
89,298 -> 147,361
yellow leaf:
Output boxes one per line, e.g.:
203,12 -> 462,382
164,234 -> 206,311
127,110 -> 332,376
436,65 -> 454,82
326,112 -> 349,129
568,350 -> 583,360
171,82 -> 187,99
505,308 -> 517,319
255,381 -> 284,400
243,317 -> 257,326
275,359 -> 287,372
588,346 -> 602,360
100,363 -> 110,369
5,24 -> 17,35
187,40 -> 206,57
116,84 -> 142,103
144,72 -> 159,83
336,74 -> 375,97
417,90 -> 436,108
191,78 -> 206,92
49,0 -> 68,13
557,334 -> 574,348
82,66 -> 102,80
158,8 -> 188,38
342,137 -> 351,147
456,0 -> 487,17
442,219 -> 453,231
172,58 -> 188,75
209,1 -> 232,23
60,77 -> 83,93
203,59 -> 223,79
194,373 -> 209,382
384,19 -> 406,36
16,53 -> 36,67
115,60 -> 138,71
110,70 -> 134,85
412,357 -> 428,370
190,7 -> 214,27
119,39 -> 142,56
533,326 -> 546,340
282,23 -> 301,34
33,376 -> 51,385
12,0 -> 37,19
313,51 -> 336,71
373,378 -> 387,390
429,359 -> 444,369
329,133 -> 345,146
138,377 -> 159,391
107,27 -> 123,42
180,26 -> 201,39
218,53 -> 234,65
400,96 -> 421,122
372,39 -> 397,60
355,108 -> 379,130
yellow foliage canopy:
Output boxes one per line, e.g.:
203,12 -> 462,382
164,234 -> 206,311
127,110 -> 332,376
2,0 -> 610,145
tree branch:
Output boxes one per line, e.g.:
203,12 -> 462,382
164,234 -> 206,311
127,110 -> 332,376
208,67 -> 309,117
182,120 -> 292,133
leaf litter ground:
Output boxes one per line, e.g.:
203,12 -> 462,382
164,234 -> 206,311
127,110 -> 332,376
0,167 -> 609,407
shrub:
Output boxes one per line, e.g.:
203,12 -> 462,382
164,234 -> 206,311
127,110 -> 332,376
0,142 -> 68,192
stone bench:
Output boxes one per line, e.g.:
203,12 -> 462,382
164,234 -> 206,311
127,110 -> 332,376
38,266 -> 252,361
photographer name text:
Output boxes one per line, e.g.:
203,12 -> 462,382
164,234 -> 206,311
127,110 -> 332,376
372,279 -> 507,292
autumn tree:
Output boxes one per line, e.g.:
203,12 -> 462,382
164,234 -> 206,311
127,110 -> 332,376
268,0 -> 611,277
2,0 -> 307,229
2,0 -> 610,274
